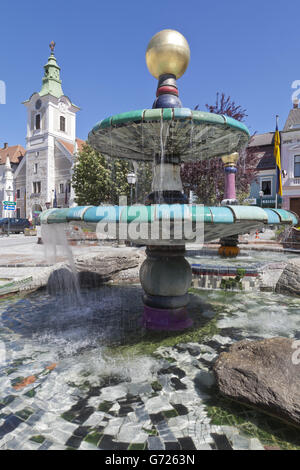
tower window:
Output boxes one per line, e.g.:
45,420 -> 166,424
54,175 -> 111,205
294,155 -> 300,178
60,116 -> 66,132
33,182 -> 41,194
34,163 -> 38,174
35,114 -> 41,130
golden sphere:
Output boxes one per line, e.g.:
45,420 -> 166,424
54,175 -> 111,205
146,29 -> 190,79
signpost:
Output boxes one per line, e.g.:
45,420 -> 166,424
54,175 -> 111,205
3,201 -> 16,211
2,201 -> 16,236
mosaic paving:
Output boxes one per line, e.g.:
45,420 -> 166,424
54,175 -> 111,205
0,286 -> 300,450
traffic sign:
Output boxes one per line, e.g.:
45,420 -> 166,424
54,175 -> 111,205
3,201 -> 16,206
3,206 -> 15,211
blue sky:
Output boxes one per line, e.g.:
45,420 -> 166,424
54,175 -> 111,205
0,0 -> 300,147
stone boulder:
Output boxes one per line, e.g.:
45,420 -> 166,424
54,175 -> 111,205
214,338 -> 300,427
74,248 -> 145,286
276,258 -> 300,296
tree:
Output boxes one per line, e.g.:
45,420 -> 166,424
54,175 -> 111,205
181,93 -> 258,204
205,92 -> 247,122
72,143 -> 132,206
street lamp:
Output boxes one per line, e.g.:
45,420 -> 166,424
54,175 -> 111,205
259,190 -> 264,208
127,172 -> 136,205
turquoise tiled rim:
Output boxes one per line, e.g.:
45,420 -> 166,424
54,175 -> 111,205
40,206 -> 298,230
90,108 -> 250,137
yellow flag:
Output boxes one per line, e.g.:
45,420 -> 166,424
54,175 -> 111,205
274,125 -> 282,197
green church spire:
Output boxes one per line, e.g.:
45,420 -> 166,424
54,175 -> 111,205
40,41 -> 64,98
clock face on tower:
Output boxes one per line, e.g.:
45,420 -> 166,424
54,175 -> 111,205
35,99 -> 42,110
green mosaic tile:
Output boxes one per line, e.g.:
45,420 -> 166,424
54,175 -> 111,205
162,108 -> 173,121
151,381 -> 162,392
111,110 -> 144,126
163,409 -> 178,419
98,401 -> 114,412
143,109 -> 162,121
142,427 -> 158,436
16,408 -> 34,421
61,411 -> 77,422
0,395 -> 15,407
128,443 -> 146,450
30,435 -> 45,444
24,389 -> 36,398
84,431 -> 103,447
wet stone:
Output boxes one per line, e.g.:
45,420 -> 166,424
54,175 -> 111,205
148,436 -> 165,450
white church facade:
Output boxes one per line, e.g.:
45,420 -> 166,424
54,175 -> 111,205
1,42 -> 84,220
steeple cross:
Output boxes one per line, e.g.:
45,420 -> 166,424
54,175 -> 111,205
49,41 -> 56,53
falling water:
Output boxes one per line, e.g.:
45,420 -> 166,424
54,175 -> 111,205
41,223 -> 82,304
158,117 -> 171,202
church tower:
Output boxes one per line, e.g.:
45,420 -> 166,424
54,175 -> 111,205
17,41 -> 80,218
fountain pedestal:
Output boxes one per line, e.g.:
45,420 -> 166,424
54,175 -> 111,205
139,246 -> 193,330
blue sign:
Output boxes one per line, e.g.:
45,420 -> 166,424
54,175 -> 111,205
4,205 -> 15,211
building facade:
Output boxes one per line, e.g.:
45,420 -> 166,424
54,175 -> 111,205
281,101 -> 300,216
0,144 -> 25,217
248,133 -> 281,208
249,102 -> 300,215
2,43 -> 84,220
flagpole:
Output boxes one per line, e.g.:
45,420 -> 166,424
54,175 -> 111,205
275,115 -> 279,209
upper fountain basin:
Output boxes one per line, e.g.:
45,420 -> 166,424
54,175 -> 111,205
88,108 -> 250,162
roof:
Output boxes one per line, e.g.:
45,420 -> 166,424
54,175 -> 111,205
247,132 -> 274,147
256,152 -> 276,170
247,133 -> 276,170
0,145 -> 25,165
57,138 -> 85,155
283,108 -> 300,131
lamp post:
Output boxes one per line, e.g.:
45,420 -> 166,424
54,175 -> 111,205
127,172 -> 136,206
259,190 -> 264,208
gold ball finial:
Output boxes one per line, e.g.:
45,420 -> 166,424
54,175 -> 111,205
146,29 -> 190,79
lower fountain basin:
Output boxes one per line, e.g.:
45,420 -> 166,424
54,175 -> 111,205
40,205 -> 298,246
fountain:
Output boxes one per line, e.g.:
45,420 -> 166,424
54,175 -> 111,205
40,29 -> 298,331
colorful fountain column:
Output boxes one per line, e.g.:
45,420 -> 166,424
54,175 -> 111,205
221,152 -> 239,205
140,29 -> 193,330
219,152 -> 240,257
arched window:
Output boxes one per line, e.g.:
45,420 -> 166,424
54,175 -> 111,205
35,114 -> 41,130
60,116 -> 66,132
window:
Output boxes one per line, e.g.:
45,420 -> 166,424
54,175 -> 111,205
16,189 -> 20,199
60,116 -> 66,132
67,181 -> 71,193
35,114 -> 41,130
59,183 -> 64,193
294,156 -> 300,178
34,163 -> 38,174
261,179 -> 272,196
33,182 -> 41,194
